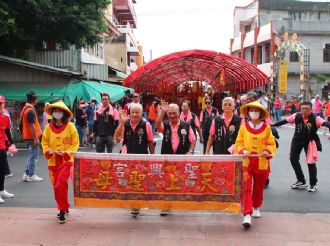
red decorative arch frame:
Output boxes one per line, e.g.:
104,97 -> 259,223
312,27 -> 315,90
124,50 -> 269,93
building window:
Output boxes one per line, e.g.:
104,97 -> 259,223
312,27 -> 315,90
290,51 -> 299,62
265,43 -> 270,63
323,44 -> 330,62
258,45 -> 263,64
250,48 -> 254,63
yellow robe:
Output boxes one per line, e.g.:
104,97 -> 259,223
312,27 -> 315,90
235,122 -> 276,172
42,122 -> 79,167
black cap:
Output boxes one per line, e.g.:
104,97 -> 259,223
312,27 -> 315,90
26,91 -> 37,103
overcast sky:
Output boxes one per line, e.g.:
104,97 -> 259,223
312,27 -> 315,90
134,0 -> 252,61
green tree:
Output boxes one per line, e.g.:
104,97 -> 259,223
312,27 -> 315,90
0,0 -> 110,58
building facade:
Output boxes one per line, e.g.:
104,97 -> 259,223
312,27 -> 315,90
230,0 -> 330,98
105,0 -> 141,77
27,0 -> 141,83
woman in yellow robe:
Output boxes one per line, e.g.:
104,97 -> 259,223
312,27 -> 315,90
235,101 -> 276,228
42,101 -> 79,223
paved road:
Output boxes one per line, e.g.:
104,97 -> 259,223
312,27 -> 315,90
3,125 -> 330,213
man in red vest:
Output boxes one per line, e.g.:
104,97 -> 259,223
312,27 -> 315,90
21,91 -> 43,182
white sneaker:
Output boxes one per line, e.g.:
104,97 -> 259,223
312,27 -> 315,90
242,215 -> 252,228
5,173 -> 13,178
308,185 -> 318,192
22,173 -> 28,181
252,208 -> 261,218
0,197 -> 4,203
27,175 -> 43,182
0,190 -> 14,198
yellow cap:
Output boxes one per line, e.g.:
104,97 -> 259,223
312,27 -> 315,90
45,101 -> 73,119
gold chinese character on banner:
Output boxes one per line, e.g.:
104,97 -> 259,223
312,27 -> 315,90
93,160 -> 113,190
94,172 -> 113,190
166,174 -> 181,191
200,162 -> 217,192
129,171 -> 146,191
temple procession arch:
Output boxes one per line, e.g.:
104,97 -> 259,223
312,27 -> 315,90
123,50 -> 268,107
270,32 -> 310,100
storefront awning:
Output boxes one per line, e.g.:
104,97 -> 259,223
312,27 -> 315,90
1,80 -> 134,106
1,82 -> 67,103
64,80 -> 134,105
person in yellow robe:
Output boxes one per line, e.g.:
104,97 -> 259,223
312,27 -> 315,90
42,101 -> 79,223
235,101 -> 276,229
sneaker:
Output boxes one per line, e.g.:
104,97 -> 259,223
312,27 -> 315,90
27,175 -> 43,182
160,210 -> 170,216
0,197 -> 4,204
0,190 -> 14,198
58,211 -> 66,224
242,215 -> 252,228
22,173 -> 28,181
5,173 -> 13,178
308,185 -> 318,192
291,181 -> 307,189
131,208 -> 140,217
57,210 -> 69,217
252,208 -> 261,218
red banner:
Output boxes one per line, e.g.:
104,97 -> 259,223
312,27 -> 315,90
74,153 -> 243,213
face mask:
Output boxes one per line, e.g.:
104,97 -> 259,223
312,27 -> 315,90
53,112 -> 63,120
249,111 -> 260,120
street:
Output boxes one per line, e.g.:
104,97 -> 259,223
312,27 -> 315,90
3,125 -> 330,214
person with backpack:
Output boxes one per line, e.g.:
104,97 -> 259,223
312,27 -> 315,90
20,91 -> 43,182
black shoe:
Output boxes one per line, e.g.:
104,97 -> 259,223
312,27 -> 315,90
57,210 -> 69,218
131,209 -> 140,217
264,178 -> 270,189
160,210 -> 169,216
58,211 -> 66,224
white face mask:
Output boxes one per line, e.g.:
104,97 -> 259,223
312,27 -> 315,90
53,112 -> 63,120
249,111 -> 260,120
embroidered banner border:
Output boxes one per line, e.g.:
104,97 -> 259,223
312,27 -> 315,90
74,153 -> 243,213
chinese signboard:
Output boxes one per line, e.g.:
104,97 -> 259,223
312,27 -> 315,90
74,153 -> 243,213
279,60 -> 288,93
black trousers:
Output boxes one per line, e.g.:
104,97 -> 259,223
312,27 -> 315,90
96,135 -> 114,153
290,140 -> 318,186
0,150 -> 8,191
5,156 -> 11,175
202,133 -> 209,154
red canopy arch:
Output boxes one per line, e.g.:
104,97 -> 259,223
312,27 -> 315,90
123,50 -> 269,93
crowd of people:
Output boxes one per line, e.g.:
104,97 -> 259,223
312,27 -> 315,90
1,89 -> 330,228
